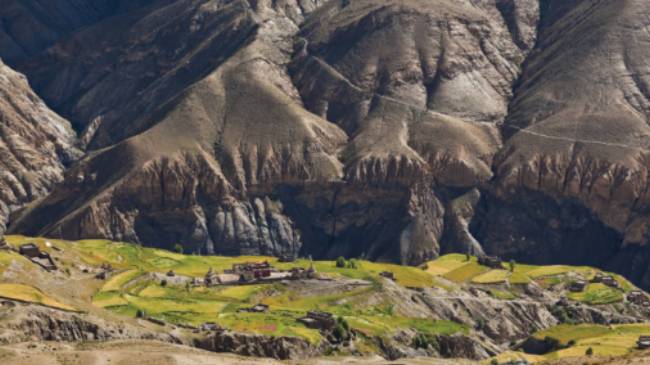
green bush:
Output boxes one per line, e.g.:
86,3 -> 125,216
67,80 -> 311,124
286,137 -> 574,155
567,339 -> 576,346
336,257 -> 346,268
586,347 -> 594,356
412,332 -> 439,350
174,244 -> 184,254
332,317 -> 352,343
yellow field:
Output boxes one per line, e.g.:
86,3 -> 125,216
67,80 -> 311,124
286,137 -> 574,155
472,269 -> 509,284
0,284 -> 77,311
443,262 -> 489,283
101,270 -> 143,292
496,324 -> 650,363
425,254 -> 472,276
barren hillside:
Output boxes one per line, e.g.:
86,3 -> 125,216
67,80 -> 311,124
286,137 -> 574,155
1,0 -> 650,289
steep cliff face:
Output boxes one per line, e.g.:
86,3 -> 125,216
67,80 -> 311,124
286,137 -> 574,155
485,0 -> 650,285
3,0 -> 650,288
7,0 -> 527,264
0,59 -> 78,236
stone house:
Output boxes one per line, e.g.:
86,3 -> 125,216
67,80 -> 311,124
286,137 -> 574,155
478,255 -> 503,269
568,280 -> 587,292
238,304 -> 269,313
638,336 -> 650,349
278,254 -> 295,263
18,243 -> 57,271
627,291 -> 650,306
298,311 -> 336,331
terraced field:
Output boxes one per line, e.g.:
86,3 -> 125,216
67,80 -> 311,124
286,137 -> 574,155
425,255 -> 638,305
0,283 -> 77,311
0,237 -> 460,346
495,324 -> 650,363
1,235 -> 648,363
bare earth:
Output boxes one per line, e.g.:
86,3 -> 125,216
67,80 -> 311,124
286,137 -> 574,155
0,341 -> 477,365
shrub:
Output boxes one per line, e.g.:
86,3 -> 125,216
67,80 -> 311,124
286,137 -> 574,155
161,280 -> 167,287
567,339 -> 576,346
332,317 -> 351,343
174,244 -> 184,254
347,259 -> 358,269
490,360 -> 499,365
475,318 -> 486,330
412,333 -> 439,350
336,257 -> 346,268
136,309 -> 146,318
586,347 -> 593,356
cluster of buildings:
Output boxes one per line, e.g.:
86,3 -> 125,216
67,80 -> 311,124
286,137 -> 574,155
592,273 -> 620,288
95,263 -> 114,280
196,259 -> 319,287
568,272 -> 621,293
628,291 -> 650,307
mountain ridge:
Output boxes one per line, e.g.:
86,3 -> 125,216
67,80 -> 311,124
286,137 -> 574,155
1,0 -> 650,289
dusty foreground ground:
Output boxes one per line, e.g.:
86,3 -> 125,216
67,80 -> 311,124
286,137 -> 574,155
0,341 -> 477,365
2,341 -> 650,365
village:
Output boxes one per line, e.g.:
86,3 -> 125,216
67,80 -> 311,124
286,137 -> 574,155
4,237 -> 650,353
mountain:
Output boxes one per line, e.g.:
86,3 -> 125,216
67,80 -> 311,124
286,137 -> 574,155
0,59 -> 79,237
1,0 -> 650,288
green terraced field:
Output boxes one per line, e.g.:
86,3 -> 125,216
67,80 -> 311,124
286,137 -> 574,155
3,235 -> 645,350
567,283 -> 624,305
494,323 -> 650,363
426,254 -> 638,306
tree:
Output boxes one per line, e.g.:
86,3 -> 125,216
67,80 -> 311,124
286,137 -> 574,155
174,244 -> 184,254
336,256 -> 346,268
332,317 -> 351,343
509,259 -> 516,272
586,347 -> 594,356
347,259 -> 358,269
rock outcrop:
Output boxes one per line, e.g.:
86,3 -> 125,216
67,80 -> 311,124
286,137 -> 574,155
0,303 -> 177,344
0,59 -> 79,236
196,330 -> 318,360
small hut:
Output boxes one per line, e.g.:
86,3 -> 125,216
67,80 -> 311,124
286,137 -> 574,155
298,311 -> 336,330
478,255 -> 503,269
568,280 -> 587,293
638,336 -> 650,349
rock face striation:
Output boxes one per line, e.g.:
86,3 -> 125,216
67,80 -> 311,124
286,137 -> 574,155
0,59 -> 79,236
2,1 -> 650,288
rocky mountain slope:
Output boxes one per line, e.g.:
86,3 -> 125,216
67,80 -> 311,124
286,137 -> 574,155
1,0 -> 650,288
0,60 -> 78,237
